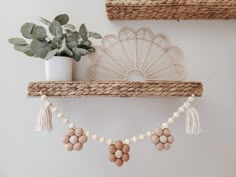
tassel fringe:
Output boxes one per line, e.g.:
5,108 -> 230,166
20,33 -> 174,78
36,103 -> 53,133
185,107 -> 201,135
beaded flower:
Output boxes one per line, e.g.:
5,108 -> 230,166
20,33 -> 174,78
151,128 -> 174,151
62,128 -> 88,151
109,141 -> 130,167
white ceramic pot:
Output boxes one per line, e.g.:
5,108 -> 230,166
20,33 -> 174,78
45,56 -> 73,81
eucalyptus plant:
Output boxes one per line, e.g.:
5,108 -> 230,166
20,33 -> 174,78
9,14 -> 102,61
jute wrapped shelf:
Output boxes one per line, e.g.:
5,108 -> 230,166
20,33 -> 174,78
28,81 -> 203,98
106,0 -> 236,20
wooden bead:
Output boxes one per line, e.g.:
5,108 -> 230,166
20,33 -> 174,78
73,143 -> 83,151
164,143 -> 171,150
115,141 -> 123,150
115,150 -> 123,158
156,143 -> 164,151
75,128 -> 83,136
109,145 -> 116,154
160,135 -> 168,143
151,135 -> 159,144
69,135 -> 78,145
65,143 -> 73,151
168,136 -> 174,144
154,128 -> 163,136
163,129 -> 170,136
122,153 -> 130,162
122,144 -> 130,153
78,135 -> 87,144
66,129 -> 75,136
115,159 -> 123,167
109,154 -> 116,162
62,136 -> 69,144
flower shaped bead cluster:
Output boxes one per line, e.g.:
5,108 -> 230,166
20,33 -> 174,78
109,141 -> 130,167
151,128 -> 174,151
62,128 -> 88,151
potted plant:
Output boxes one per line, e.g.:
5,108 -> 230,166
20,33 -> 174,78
9,14 -> 102,81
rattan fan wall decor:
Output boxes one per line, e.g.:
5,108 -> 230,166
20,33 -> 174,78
106,0 -> 236,20
89,27 -> 184,82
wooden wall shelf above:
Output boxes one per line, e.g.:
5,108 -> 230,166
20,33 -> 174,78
106,0 -> 236,20
28,81 -> 203,98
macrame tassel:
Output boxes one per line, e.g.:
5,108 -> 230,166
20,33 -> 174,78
36,103 -> 53,133
185,107 -> 201,135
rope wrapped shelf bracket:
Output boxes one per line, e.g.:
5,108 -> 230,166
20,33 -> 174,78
106,0 -> 236,20
28,81 -> 203,98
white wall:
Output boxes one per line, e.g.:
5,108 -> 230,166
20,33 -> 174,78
0,0 -> 235,177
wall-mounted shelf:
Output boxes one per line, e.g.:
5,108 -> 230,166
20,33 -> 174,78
28,81 -> 203,98
106,0 -> 236,20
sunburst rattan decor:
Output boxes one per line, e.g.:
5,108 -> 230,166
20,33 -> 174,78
106,0 -> 236,20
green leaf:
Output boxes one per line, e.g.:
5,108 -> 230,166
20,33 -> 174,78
24,50 -> 34,56
88,32 -> 102,39
80,40 -> 91,46
30,39 -> 51,58
54,14 -> 69,25
49,20 -> 63,37
39,17 -> 51,25
78,44 -> 95,52
79,24 -> 88,41
72,47 -> 89,56
64,48 -> 73,56
14,45 -> 31,52
32,26 -> 47,40
45,49 -> 58,60
9,38 -> 27,46
73,54 -> 81,62
21,23 -> 36,39
64,24 -> 76,31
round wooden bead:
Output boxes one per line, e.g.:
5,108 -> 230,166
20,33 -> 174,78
109,154 -> 116,162
122,144 -> 130,153
160,135 -> 168,143
162,123 -> 168,128
66,129 -> 75,136
115,141 -> 123,150
107,139 -> 113,145
124,139 -> 130,144
168,136 -> 175,144
109,145 -> 116,154
69,135 -> 78,145
63,118 -> 69,124
151,135 -> 159,144
163,129 -> 170,136
73,143 -> 83,151
164,143 -> 171,150
85,131 -> 91,136
65,143 -> 73,151
156,143 -> 164,151
62,136 -> 70,144
122,153 -> 130,162
154,128 -> 163,136
69,123 -> 75,129
78,135 -> 87,144
115,159 -> 123,167
115,150 -> 123,159
75,128 -> 83,137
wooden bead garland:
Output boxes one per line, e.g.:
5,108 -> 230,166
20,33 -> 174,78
62,128 -> 88,151
109,141 -> 130,167
37,93 -> 200,167
151,128 -> 174,151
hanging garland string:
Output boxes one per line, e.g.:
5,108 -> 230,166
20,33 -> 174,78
37,93 -> 201,167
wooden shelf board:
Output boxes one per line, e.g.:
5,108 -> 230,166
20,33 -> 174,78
28,81 -> 203,98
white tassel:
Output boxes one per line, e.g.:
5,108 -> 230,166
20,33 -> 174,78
36,103 -> 53,133
185,107 -> 201,135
